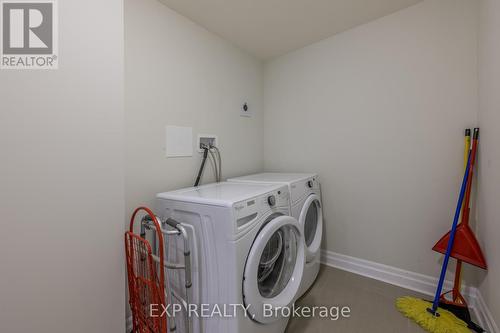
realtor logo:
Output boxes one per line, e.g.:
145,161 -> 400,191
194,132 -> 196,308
1,0 -> 58,69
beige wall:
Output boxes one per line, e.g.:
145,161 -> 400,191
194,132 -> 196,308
124,0 -> 264,214
263,0 -> 479,280
0,0 -> 125,332
477,0 -> 500,326
124,0 -> 264,320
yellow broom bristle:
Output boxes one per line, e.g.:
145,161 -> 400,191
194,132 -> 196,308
396,296 -> 470,333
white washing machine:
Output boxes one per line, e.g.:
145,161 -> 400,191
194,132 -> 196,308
156,182 -> 306,333
227,173 -> 322,297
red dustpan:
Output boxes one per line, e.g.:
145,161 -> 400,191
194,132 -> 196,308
433,128 -> 487,270
432,224 -> 487,269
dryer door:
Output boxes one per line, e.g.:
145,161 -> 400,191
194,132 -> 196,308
243,215 -> 305,324
299,194 -> 323,262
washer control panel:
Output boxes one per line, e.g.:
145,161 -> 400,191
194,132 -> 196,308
233,185 -> 289,228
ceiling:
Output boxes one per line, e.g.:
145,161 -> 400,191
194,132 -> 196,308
158,0 -> 423,59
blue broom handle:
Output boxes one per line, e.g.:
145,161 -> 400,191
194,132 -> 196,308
430,150 -> 472,314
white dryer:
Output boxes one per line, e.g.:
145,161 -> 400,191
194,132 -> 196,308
227,173 -> 323,297
156,182 -> 305,333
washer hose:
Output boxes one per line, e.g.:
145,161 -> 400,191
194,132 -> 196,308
194,146 -> 209,186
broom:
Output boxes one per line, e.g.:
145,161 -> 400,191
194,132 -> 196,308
433,129 -> 485,332
396,142 -> 473,333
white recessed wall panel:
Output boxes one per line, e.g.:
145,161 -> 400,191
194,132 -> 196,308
166,126 -> 193,157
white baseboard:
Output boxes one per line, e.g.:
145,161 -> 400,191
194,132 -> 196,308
472,288 -> 500,333
321,249 -> 498,333
320,250 -> 473,299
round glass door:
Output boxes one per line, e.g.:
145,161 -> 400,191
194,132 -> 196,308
299,194 -> 323,262
243,215 -> 305,324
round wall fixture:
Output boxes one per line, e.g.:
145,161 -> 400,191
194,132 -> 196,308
241,102 -> 251,117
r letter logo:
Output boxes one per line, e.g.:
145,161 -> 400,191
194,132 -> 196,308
1,0 -> 58,69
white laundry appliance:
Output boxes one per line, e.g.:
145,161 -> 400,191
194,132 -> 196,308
227,173 -> 323,297
156,182 -> 306,333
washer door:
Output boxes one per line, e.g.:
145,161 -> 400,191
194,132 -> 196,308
299,194 -> 323,262
243,215 -> 305,324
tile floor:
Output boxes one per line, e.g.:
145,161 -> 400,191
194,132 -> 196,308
285,265 -> 469,333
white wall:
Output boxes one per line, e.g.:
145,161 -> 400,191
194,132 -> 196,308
263,0 -> 478,280
477,0 -> 500,325
0,1 -> 125,332
124,0 -> 264,320
124,0 -> 264,214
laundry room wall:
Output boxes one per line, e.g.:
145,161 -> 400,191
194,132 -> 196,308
477,0 -> 500,325
124,0 -> 264,218
263,0 -> 479,281
0,0 -> 125,332
124,0 -> 264,320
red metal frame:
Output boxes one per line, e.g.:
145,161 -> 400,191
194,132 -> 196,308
126,207 -> 167,333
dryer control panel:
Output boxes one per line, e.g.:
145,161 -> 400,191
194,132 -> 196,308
290,176 -> 320,203
233,185 -> 289,229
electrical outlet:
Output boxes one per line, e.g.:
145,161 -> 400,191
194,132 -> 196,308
240,102 -> 252,117
197,135 -> 217,152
